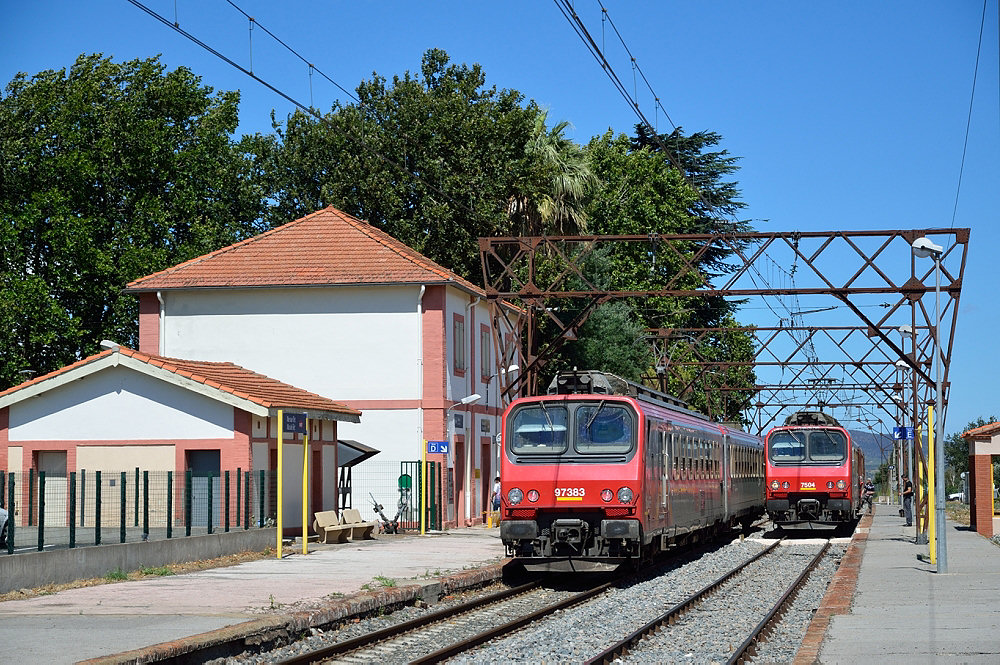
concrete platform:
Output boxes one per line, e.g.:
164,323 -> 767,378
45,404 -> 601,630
796,507 -> 1000,664
0,527 -> 506,664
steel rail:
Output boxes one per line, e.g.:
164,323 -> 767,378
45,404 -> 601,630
727,541 -> 832,664
274,580 -> 543,665
583,538 -> 784,665
410,578 -> 620,664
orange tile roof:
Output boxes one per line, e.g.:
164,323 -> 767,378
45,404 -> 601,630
126,206 -> 485,295
0,347 -> 360,420
962,421 -> 1000,438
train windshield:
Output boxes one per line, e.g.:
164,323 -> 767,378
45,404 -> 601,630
768,428 -> 847,463
508,404 -> 568,454
575,402 -> 634,454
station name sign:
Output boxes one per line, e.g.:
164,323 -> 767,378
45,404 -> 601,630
283,412 -> 307,434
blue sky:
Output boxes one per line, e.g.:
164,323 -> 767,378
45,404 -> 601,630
3,1 -> 997,439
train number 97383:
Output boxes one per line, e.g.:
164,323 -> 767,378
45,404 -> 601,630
555,487 -> 586,498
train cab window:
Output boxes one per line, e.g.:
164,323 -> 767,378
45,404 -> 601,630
769,431 -> 807,462
809,430 -> 847,462
508,404 -> 568,454
575,403 -> 634,453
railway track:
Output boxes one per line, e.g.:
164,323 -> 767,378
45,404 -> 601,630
275,575 -> 619,664
584,539 -> 831,664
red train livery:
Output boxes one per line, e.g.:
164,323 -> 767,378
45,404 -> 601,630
498,371 -> 765,570
764,411 -> 865,530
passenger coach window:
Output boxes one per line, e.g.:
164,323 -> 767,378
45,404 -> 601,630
509,405 -> 568,454
809,430 -> 847,462
576,403 -> 634,453
769,431 -> 806,462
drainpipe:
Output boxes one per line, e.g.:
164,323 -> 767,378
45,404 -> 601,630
416,285 -> 426,440
156,291 -> 165,356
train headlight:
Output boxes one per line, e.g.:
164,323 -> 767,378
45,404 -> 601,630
526,489 -> 540,503
507,488 -> 524,505
617,487 -> 634,503
770,480 -> 780,490
601,489 -> 614,502
781,481 -> 790,489
827,481 -> 835,489
836,480 -> 846,490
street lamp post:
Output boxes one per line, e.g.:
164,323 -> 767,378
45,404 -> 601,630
912,236 -> 947,573
898,325 -> 915,488
486,365 -> 518,473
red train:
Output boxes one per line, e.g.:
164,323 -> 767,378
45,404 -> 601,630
764,411 -> 865,530
498,371 -> 765,570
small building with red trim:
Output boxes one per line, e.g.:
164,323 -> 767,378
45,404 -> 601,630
963,421 -> 1000,538
0,344 -> 360,529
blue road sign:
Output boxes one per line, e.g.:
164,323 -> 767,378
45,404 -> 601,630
283,412 -> 307,434
893,426 -> 915,440
427,440 -> 450,454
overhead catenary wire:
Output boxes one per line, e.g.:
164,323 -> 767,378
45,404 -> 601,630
950,0 -> 989,228
125,0 -> 482,224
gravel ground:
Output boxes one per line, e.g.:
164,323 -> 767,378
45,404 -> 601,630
218,535 -> 847,664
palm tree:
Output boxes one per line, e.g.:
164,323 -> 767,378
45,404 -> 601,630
507,111 -> 598,236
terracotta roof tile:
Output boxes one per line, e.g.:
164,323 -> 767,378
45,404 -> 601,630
963,421 -> 1000,438
126,207 -> 485,296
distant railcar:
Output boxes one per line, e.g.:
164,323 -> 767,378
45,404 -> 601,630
498,370 -> 765,570
764,411 -> 865,529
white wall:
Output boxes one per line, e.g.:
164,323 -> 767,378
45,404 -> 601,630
8,366 -> 233,441
160,286 -> 421,401
337,409 -> 423,462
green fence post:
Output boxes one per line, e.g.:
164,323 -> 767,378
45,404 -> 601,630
258,470 -> 265,527
6,473 -> 14,554
207,472 -> 214,535
167,471 -> 173,539
69,471 -> 76,549
143,471 -> 149,540
37,471 -> 45,551
28,468 -> 34,526
80,469 -> 86,527
134,467 -> 139,527
120,471 -> 126,543
224,471 -> 230,533
244,470 -> 251,530
95,471 -> 102,545
185,470 -> 192,537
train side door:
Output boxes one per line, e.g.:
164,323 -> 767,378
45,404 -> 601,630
722,435 -> 730,518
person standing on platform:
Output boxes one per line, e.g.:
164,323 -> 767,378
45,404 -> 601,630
902,475 -> 914,527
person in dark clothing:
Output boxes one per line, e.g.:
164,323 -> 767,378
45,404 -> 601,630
901,476 -> 914,526
0,506 -> 7,549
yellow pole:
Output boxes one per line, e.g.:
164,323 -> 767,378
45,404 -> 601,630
420,440 -> 427,535
277,409 -> 283,559
916,427 -> 925,535
302,418 -> 309,556
927,406 -> 936,564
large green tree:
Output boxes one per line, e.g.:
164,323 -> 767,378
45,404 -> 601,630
247,48 -> 541,281
944,416 -> 998,491
0,54 -> 267,387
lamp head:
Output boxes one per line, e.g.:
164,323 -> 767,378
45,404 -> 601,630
911,237 -> 943,259
458,393 -> 481,406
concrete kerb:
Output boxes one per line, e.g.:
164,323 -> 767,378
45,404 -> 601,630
77,561 -> 507,665
792,510 -> 872,665
0,528 -> 277,594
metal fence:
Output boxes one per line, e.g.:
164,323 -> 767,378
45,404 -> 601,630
0,461 -> 447,555
0,469 -> 277,554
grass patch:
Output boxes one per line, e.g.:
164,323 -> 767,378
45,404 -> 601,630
138,566 -> 174,577
372,575 -> 396,588
104,568 -> 128,582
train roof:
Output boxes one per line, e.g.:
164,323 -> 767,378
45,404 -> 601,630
546,370 -> 710,422
781,410 -> 842,427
